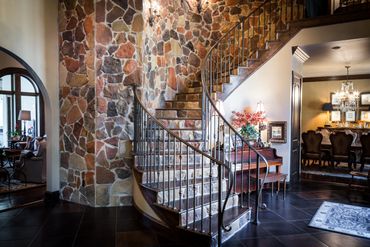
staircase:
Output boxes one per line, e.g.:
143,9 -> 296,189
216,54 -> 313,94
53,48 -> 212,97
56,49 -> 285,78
132,1 -> 370,246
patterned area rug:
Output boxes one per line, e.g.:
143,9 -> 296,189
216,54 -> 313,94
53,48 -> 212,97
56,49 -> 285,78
309,201 -> 370,239
0,182 -> 45,194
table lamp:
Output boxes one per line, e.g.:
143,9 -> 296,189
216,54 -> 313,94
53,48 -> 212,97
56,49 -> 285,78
322,103 -> 333,127
18,110 -> 31,140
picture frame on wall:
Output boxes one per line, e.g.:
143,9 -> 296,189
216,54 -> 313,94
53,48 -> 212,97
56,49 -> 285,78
331,93 -> 340,105
360,111 -> 370,122
345,111 -> 356,122
331,111 -> 341,122
360,92 -> 370,106
267,121 -> 287,143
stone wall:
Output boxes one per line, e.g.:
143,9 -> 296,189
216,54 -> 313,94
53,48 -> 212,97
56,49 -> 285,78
59,0 -> 96,205
59,0 -> 143,207
94,0 -> 143,206
141,0 -> 262,110
58,0 -> 273,207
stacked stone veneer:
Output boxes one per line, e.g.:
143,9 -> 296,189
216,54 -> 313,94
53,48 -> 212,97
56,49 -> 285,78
59,0 -> 285,207
59,0 -> 143,207
142,0 -> 268,110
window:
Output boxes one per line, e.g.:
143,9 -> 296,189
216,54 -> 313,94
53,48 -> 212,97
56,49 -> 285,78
0,68 -> 43,147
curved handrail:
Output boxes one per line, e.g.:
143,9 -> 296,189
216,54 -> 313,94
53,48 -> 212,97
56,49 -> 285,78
133,86 -> 233,232
200,0 -> 276,222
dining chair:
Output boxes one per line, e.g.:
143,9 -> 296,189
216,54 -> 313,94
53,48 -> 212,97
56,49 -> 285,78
360,134 -> 370,172
329,132 -> 356,170
301,130 -> 325,167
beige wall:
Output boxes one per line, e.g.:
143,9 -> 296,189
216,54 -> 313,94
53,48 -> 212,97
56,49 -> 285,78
0,51 -> 24,69
302,79 -> 370,132
0,0 -> 59,192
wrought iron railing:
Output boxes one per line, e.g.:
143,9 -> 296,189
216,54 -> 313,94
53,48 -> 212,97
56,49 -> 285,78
200,0 -> 306,226
133,87 -> 234,245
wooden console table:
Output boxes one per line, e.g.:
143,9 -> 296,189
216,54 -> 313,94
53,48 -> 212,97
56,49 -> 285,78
223,147 -> 284,194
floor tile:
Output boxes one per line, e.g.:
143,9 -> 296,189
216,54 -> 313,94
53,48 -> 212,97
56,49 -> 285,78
261,221 -> 305,236
30,234 -> 75,247
116,230 -> 159,247
276,233 -> 329,247
234,223 -> 273,240
0,226 -> 40,241
271,207 -> 312,221
313,232 -> 370,247
288,220 -> 325,233
238,236 -> 285,247
0,239 -> 31,247
223,238 -> 245,247
256,210 -> 285,223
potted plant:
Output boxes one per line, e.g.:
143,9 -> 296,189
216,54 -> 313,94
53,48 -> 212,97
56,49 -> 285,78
9,123 -> 21,141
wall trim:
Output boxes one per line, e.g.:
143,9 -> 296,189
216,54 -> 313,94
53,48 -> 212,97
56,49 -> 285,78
303,74 -> 370,82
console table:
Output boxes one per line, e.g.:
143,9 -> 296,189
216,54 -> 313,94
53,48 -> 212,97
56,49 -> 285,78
222,147 -> 284,195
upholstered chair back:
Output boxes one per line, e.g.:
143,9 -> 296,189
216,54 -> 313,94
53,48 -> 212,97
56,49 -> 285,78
302,130 -> 323,154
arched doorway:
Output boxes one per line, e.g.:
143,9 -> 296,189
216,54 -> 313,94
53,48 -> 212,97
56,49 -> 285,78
0,47 -> 49,210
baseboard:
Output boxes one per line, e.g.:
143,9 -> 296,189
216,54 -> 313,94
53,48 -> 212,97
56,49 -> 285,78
44,190 -> 60,205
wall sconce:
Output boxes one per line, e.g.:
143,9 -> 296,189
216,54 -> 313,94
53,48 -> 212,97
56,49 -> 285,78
148,0 -> 160,27
181,0 -> 209,14
197,0 -> 209,13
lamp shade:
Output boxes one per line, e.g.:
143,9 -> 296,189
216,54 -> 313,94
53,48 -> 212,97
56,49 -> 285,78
18,110 -> 31,121
322,103 -> 333,111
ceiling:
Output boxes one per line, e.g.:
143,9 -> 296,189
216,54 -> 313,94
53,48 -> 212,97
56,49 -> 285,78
301,37 -> 370,77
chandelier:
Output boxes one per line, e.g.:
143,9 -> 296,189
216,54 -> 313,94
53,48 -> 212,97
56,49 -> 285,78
334,66 -> 359,112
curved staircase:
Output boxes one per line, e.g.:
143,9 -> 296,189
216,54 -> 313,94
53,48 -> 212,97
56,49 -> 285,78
131,0 -> 338,246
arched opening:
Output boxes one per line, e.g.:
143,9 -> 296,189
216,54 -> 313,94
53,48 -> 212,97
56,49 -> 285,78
0,47 -> 50,209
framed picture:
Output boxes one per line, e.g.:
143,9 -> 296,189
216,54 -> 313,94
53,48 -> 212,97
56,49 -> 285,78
331,93 -> 340,106
331,111 -> 341,122
267,121 -> 287,143
345,111 -> 356,122
360,111 -> 370,122
360,92 -> 370,106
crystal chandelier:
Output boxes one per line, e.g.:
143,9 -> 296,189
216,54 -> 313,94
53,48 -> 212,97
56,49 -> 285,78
334,66 -> 359,112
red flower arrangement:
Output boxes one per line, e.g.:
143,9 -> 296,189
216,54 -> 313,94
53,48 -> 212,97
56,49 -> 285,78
232,109 -> 266,139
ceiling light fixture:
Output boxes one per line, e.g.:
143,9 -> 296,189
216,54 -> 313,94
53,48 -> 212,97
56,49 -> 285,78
334,65 -> 359,112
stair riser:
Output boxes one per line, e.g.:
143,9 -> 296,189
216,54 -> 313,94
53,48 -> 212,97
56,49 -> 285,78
138,154 -> 213,166
165,101 -> 201,109
143,129 -> 203,141
156,109 -> 202,118
142,166 -> 218,183
186,87 -> 202,93
160,119 -> 202,129
221,210 -> 251,244
180,195 -> 239,226
157,180 -> 227,204
187,81 -> 202,88
176,94 -> 202,101
153,142 -> 205,151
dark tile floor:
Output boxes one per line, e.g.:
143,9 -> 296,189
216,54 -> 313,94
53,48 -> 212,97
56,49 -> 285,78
0,186 -> 45,212
0,179 -> 369,247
